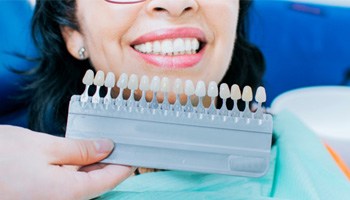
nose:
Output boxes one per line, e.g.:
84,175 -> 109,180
146,0 -> 198,18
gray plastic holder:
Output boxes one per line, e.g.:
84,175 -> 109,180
66,95 -> 273,177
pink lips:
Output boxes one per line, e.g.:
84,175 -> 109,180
131,28 -> 206,69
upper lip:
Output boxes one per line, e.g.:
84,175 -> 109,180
130,27 -> 207,45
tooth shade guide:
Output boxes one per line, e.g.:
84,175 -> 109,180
68,72 -> 274,176
78,70 -> 271,121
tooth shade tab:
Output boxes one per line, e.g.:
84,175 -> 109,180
255,86 -> 266,103
185,80 -> 195,96
219,83 -> 230,99
82,69 -> 94,85
160,77 -> 170,92
133,38 -> 201,55
140,75 -> 150,91
104,72 -> 115,88
150,76 -> 161,92
231,84 -> 241,100
128,74 -> 139,90
208,81 -> 218,97
117,73 -> 128,89
94,70 -> 105,86
195,81 -> 206,97
173,78 -> 183,94
242,86 -> 253,102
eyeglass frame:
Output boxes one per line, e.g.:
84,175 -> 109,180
104,0 -> 146,4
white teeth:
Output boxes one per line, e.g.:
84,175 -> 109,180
140,75 -> 150,91
150,76 -> 161,92
82,69 -> 94,85
94,70 -> 105,86
135,44 -> 146,53
173,38 -> 185,54
161,40 -> 173,55
208,81 -> 218,97
128,74 -> 139,90
145,42 -> 152,54
185,39 -> 192,52
117,73 -> 128,89
153,41 -> 161,54
219,83 -> 230,99
195,81 -> 206,97
231,84 -> 241,100
134,38 -> 201,55
255,86 -> 266,103
191,39 -> 200,51
173,78 -> 183,94
184,80 -> 195,96
242,86 -> 253,102
104,72 -> 115,88
160,77 -> 170,93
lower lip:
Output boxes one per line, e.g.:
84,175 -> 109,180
132,47 -> 205,69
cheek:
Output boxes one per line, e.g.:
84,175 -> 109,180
203,2 -> 239,81
78,3 -> 141,72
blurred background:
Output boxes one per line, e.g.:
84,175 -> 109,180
249,0 -> 350,105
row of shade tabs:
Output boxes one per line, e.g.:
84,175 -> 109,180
80,70 -> 267,119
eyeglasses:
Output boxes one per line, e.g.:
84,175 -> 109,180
105,0 -> 146,4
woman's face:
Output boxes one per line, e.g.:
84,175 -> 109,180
64,0 -> 239,96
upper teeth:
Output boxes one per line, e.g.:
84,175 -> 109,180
133,38 -> 200,55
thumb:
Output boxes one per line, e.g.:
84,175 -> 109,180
47,137 -> 115,165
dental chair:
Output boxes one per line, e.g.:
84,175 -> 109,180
249,0 -> 350,105
249,0 -> 350,178
0,0 -> 37,127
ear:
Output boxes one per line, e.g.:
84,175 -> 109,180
60,26 -> 89,60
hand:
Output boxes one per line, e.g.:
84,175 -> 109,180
0,125 -> 134,200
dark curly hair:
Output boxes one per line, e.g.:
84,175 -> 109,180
28,0 -> 265,136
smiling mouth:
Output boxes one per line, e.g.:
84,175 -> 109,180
131,38 -> 206,56
130,28 -> 207,68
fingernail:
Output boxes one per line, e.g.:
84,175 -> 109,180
94,139 -> 114,154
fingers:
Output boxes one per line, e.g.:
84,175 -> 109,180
46,137 -> 115,166
71,164 -> 135,199
78,163 -> 108,172
1,125 -> 115,166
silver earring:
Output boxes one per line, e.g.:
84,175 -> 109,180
78,47 -> 86,59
